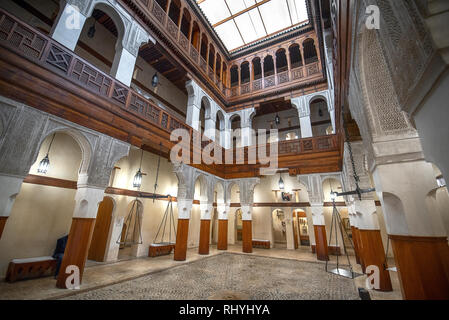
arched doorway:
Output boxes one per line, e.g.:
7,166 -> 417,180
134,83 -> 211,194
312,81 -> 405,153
74,4 -> 125,75
272,209 -> 287,248
88,197 -> 114,262
310,98 -> 331,136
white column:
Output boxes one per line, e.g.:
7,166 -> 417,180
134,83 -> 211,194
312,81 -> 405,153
177,198 -> 193,220
110,45 -> 138,87
50,3 -> 87,51
72,185 -> 105,219
299,116 -> 313,138
241,205 -> 252,221
240,125 -> 252,147
310,204 -> 325,226
200,201 -> 213,220
354,199 -> 379,230
204,117 -> 216,141
291,96 -> 313,138
0,175 -> 24,218
217,203 -> 229,220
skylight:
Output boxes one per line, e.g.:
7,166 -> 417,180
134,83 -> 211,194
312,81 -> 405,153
197,0 -> 309,52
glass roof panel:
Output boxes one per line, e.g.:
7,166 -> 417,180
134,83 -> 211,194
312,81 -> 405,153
199,0 -> 230,24
198,0 -> 309,51
215,21 -> 245,51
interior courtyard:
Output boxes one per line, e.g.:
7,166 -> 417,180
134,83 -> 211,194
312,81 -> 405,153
0,0 -> 448,301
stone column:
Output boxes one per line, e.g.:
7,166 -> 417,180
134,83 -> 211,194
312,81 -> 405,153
111,22 -> 152,86
291,97 -> 312,138
50,2 -> 88,51
217,203 -> 229,250
198,201 -> 213,255
0,176 -> 24,239
204,115 -> 216,141
185,80 -> 201,131
110,45 -> 137,86
240,108 -> 255,147
238,178 -> 260,253
311,204 -> 329,261
373,160 -> 449,299
355,199 -> 393,292
174,198 -> 193,261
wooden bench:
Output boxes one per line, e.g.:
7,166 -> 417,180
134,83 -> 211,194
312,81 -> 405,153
252,239 -> 270,249
5,256 -> 57,282
148,243 -> 175,257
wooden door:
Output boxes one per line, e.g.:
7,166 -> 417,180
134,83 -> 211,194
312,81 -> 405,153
88,197 -> 113,261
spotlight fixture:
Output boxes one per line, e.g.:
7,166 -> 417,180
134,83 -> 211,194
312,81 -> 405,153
275,113 -> 280,125
278,172 -> 284,190
37,133 -> 56,174
151,72 -> 159,88
133,149 -> 144,188
87,20 -> 96,38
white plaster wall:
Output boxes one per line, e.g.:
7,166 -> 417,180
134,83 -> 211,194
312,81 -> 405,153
414,71 -> 449,184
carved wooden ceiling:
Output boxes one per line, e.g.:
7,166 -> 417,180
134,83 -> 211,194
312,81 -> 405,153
255,98 -> 294,116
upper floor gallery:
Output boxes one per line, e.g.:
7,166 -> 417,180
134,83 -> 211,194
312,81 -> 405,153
0,0 -> 342,178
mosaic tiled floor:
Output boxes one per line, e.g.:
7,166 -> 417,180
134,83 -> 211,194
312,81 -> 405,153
64,253 -> 360,300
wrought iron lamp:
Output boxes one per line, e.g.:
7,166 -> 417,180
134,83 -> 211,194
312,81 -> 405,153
87,20 -> 96,38
278,172 -> 284,190
133,149 -> 144,188
37,133 -> 56,174
275,113 -> 280,125
151,72 -> 159,88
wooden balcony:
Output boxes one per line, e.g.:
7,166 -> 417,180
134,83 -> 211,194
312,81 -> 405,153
0,10 -> 342,178
120,0 -> 325,107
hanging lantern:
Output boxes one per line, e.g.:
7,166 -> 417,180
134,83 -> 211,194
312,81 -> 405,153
275,113 -> 280,125
133,149 -> 144,188
37,154 -> 50,174
37,133 -> 56,174
151,72 -> 159,88
330,191 -> 337,201
319,108 -> 323,117
133,169 -> 143,188
87,21 -> 96,38
278,173 -> 284,190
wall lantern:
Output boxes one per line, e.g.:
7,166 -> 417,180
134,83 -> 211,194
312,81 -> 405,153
278,172 -> 285,190
87,20 -> 96,38
151,72 -> 159,88
133,149 -> 144,188
275,113 -> 280,125
330,191 -> 337,202
37,133 -> 56,174
319,108 -> 323,117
